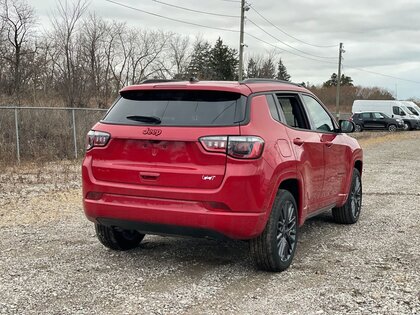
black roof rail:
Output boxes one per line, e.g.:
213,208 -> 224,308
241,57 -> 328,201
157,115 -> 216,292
140,79 -> 182,84
140,78 -> 200,84
240,78 -> 303,87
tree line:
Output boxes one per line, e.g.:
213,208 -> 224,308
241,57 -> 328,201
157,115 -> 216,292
0,0 -> 399,109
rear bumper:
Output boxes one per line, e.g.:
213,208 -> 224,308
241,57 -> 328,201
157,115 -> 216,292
82,156 -> 271,240
84,193 -> 266,239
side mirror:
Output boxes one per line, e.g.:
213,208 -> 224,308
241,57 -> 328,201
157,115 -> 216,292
339,120 -> 355,133
400,111 -> 406,116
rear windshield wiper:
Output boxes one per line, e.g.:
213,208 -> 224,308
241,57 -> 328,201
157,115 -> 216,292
126,115 -> 162,124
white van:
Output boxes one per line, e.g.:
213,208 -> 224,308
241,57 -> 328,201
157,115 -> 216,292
352,100 -> 420,130
399,103 -> 420,128
401,101 -> 420,117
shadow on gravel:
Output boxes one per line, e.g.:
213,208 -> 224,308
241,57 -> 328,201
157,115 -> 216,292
95,211 -> 346,272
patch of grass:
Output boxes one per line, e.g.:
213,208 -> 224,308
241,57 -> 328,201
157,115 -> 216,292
351,131 -> 419,148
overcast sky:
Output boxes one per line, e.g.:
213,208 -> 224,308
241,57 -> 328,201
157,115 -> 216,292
32,0 -> 420,99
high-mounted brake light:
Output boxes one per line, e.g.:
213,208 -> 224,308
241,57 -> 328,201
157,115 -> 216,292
86,130 -> 110,150
199,136 -> 264,159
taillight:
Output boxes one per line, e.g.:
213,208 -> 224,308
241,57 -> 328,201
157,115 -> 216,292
228,136 -> 264,159
199,136 -> 228,153
86,130 -> 110,150
199,136 -> 264,159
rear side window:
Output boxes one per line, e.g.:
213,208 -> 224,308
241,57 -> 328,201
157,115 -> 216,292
361,113 -> 371,119
103,90 -> 246,126
276,95 -> 308,129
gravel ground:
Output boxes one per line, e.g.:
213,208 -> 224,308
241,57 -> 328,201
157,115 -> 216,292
0,132 -> 419,315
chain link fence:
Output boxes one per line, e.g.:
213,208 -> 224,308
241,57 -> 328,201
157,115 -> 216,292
0,106 -> 108,164
0,106 -> 353,165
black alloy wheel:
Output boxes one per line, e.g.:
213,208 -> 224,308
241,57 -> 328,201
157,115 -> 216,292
276,200 -> 297,262
250,189 -> 298,272
332,168 -> 362,224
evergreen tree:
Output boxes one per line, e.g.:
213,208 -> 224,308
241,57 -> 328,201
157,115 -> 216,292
340,74 -> 354,86
246,58 -> 259,78
259,58 -> 275,78
187,40 -> 212,79
209,37 -> 238,80
323,73 -> 353,87
276,58 -> 291,81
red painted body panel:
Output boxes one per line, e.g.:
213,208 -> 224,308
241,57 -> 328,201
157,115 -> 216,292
82,81 -> 363,239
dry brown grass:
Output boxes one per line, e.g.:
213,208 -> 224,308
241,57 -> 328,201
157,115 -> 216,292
0,108 -> 105,165
351,131 -> 419,148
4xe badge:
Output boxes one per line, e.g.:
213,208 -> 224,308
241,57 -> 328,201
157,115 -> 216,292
143,128 -> 162,136
202,175 -> 216,181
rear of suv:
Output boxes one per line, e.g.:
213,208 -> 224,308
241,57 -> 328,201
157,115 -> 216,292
351,111 -> 404,132
83,79 -> 363,272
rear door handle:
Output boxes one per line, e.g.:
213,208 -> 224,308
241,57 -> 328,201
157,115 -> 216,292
293,138 -> 304,146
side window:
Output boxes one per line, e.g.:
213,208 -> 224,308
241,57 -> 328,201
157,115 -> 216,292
265,95 -> 280,122
373,112 -> 383,119
393,106 -> 400,115
276,95 -> 309,129
361,113 -> 371,119
301,95 -> 335,132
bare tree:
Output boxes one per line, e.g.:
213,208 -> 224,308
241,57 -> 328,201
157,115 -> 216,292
102,21 -> 125,106
168,34 -> 191,79
81,13 -> 108,106
50,0 -> 89,107
0,0 -> 36,97
127,29 -> 172,83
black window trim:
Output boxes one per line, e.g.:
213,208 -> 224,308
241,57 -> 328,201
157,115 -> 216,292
265,94 -> 281,123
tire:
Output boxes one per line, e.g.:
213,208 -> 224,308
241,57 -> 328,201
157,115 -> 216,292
355,124 -> 362,132
250,190 -> 298,272
95,223 -> 145,250
388,124 -> 397,132
332,169 -> 362,224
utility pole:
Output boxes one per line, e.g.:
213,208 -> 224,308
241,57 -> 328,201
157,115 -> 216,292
238,0 -> 246,81
335,42 -> 344,120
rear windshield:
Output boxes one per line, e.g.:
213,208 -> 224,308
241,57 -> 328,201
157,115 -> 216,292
103,90 -> 247,126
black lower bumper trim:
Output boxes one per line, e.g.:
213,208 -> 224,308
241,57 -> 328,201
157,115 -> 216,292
96,218 -> 230,241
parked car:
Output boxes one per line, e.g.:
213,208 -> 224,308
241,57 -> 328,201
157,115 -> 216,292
82,79 -> 363,272
350,111 -> 404,132
352,100 -> 420,130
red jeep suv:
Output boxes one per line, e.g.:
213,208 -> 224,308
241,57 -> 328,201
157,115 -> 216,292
82,79 -> 363,272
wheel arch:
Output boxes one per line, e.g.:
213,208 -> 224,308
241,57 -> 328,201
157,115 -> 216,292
276,177 -> 304,226
354,159 -> 363,176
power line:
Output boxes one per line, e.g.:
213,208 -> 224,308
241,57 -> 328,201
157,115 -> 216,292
105,0 -> 240,33
248,4 -> 337,48
106,0 -> 337,66
343,64 -> 420,84
247,18 -> 337,60
105,0 -> 420,86
152,0 -> 240,18
245,32 -> 338,65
